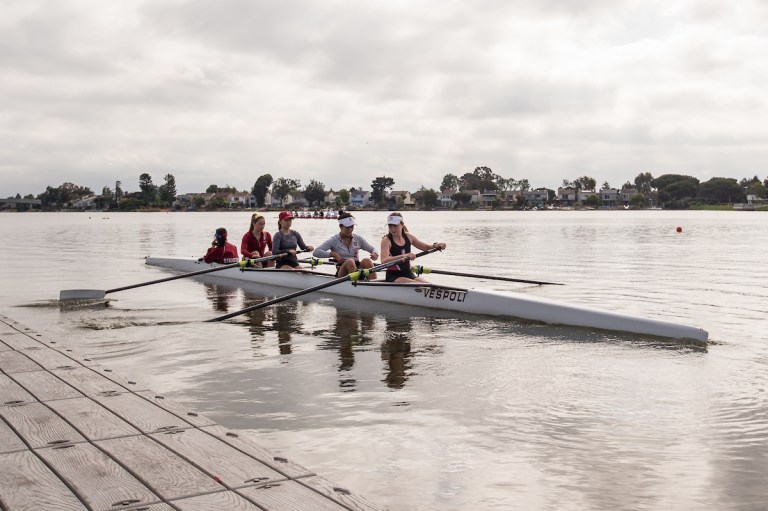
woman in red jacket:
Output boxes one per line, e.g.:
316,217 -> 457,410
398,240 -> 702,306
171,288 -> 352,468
203,227 -> 239,264
241,213 -> 275,267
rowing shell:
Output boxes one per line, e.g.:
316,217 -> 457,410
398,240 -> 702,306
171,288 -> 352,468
145,257 -> 708,343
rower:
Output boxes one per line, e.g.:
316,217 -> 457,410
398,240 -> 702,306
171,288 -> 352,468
203,227 -> 239,264
379,212 -> 446,283
313,212 -> 379,279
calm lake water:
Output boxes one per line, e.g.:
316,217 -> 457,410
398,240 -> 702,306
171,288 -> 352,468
1,210 -> 766,510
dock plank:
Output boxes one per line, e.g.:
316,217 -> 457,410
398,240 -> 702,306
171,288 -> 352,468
0,374 -> 36,406
0,450 -> 87,511
93,366 -> 149,392
150,428 -> 285,490
0,351 -> 43,374
44,346 -> 100,367
240,480 -> 355,510
19,347 -> 81,370
97,434 -> 224,500
201,425 -> 314,479
1,333 -> 45,351
50,367 -> 126,396
9,370 -> 83,401
119,505 -> 176,511
0,321 -> 19,335
94,391 -> 194,434
297,475 -> 384,511
36,442 -> 161,511
0,402 -> 86,449
47,397 -> 141,441
134,391 -> 216,428
172,490 -> 263,511
0,417 -> 27,454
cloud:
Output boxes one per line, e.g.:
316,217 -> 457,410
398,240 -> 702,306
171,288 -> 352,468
2,0 -> 767,197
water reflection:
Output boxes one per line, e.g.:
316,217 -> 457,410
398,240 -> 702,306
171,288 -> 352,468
317,307 -> 377,391
381,316 -> 414,389
272,302 -> 298,355
201,283 -> 304,356
202,282 -> 238,313
242,294 -> 273,358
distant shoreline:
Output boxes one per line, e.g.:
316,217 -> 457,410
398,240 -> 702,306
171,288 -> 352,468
4,205 -> 766,213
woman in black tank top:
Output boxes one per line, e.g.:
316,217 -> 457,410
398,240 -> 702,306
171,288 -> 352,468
380,212 -> 446,283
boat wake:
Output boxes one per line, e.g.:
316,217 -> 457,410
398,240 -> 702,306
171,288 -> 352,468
77,319 -> 186,330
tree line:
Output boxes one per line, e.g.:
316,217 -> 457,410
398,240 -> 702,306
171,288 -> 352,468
439,168 -> 768,209
8,168 -> 768,211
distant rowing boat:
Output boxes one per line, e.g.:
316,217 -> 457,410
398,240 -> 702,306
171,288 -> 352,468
294,209 -> 339,219
145,257 -> 709,343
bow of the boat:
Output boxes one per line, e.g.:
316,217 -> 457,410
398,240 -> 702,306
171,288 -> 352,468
467,288 -> 708,342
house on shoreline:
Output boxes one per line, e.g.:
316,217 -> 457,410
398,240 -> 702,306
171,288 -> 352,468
54,182 -> 699,212
0,198 -> 42,211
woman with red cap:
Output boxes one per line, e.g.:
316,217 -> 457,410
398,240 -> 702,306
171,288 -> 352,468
272,211 -> 314,269
203,227 -> 239,264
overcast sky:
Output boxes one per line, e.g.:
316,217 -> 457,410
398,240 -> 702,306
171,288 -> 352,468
2,0 -> 767,197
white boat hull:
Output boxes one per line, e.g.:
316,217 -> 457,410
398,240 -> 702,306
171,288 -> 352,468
145,257 -> 708,343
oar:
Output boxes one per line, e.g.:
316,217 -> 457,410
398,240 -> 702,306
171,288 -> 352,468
412,265 -> 563,286
297,257 -> 337,268
208,247 -> 442,322
59,254 -> 282,301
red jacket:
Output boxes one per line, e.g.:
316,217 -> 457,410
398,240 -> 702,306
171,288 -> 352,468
203,242 -> 239,264
241,230 -> 272,259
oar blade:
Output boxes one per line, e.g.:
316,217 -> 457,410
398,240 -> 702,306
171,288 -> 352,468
59,289 -> 107,301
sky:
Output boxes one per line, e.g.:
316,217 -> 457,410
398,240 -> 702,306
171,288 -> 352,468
2,0 -> 767,198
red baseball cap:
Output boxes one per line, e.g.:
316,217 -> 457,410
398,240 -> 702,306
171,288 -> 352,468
278,211 -> 294,221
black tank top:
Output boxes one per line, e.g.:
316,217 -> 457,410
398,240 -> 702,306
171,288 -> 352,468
387,232 -> 411,271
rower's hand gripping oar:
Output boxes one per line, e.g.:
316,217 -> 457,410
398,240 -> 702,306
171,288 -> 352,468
412,266 -> 563,286
59,254 -> 282,301
207,247 -> 442,322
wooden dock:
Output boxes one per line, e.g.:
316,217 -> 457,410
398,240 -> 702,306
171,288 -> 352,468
0,313 -> 383,511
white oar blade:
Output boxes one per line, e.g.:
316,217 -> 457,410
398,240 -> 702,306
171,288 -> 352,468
59,289 -> 107,301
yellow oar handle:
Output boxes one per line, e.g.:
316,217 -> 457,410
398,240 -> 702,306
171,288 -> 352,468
311,257 -> 331,268
296,257 -> 331,268
240,254 -> 282,268
349,268 -> 372,282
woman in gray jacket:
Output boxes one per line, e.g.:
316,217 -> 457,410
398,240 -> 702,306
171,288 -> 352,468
313,212 -> 379,279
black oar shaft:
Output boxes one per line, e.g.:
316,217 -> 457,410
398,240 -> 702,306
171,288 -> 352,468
208,247 -> 441,322
420,267 -> 562,286
208,274 -> 352,321
106,262 -> 237,294
106,255 -> 278,294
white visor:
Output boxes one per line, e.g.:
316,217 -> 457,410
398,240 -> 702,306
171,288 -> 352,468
387,215 -> 403,225
339,216 -> 356,227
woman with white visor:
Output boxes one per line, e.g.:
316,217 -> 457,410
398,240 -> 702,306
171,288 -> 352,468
313,212 -> 379,279
380,212 -> 446,283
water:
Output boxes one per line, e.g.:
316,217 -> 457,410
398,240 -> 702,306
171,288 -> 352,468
1,210 -> 766,510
